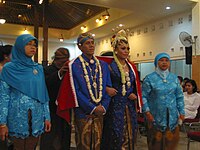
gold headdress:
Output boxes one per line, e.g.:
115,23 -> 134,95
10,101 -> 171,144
111,29 -> 128,48
111,29 -> 130,96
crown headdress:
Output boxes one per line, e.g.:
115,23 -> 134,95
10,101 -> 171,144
111,29 -> 128,48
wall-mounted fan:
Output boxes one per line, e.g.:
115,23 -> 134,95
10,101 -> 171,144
179,31 -> 198,56
179,31 -> 193,47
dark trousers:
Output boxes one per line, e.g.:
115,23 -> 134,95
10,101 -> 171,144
40,113 -> 71,150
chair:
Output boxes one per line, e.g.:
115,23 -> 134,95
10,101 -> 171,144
183,106 -> 200,132
187,131 -> 200,150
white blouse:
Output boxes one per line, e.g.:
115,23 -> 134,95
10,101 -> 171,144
184,92 -> 200,119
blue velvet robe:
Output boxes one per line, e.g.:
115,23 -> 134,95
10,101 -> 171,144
72,54 -> 112,119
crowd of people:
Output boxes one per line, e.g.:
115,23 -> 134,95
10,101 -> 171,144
0,31 -> 199,150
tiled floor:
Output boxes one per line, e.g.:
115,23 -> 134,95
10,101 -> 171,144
70,131 -> 200,150
135,132 -> 200,150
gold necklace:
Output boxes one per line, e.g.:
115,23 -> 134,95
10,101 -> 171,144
79,56 -> 103,103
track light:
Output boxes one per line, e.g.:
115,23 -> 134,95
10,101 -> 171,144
81,25 -> 86,30
59,34 -> 64,42
102,9 -> 110,21
96,18 -> 101,23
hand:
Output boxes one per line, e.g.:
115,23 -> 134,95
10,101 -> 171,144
94,105 -> 105,116
179,114 -> 185,121
45,120 -> 51,132
59,61 -> 69,77
128,93 -> 137,100
145,111 -> 154,122
106,87 -> 117,97
0,125 -> 8,141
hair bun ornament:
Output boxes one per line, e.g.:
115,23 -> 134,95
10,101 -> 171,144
111,29 -> 128,48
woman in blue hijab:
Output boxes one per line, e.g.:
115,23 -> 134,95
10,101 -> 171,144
0,34 -> 51,149
142,52 -> 185,150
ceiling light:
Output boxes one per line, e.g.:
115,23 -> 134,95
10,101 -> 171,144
18,14 -> 22,18
59,34 -> 64,42
23,27 -> 29,34
0,1 -> 6,4
39,0 -> 43,4
166,6 -> 171,10
27,4 -> 32,9
81,25 -> 86,30
119,24 -> 123,27
96,18 -> 101,23
102,9 -> 110,21
92,34 -> 95,37
0,19 -> 6,24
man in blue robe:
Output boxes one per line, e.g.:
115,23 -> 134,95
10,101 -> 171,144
57,33 -> 111,150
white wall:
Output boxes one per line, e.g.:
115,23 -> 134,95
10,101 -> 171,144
95,11 -> 192,63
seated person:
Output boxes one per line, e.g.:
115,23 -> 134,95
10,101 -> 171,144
184,79 -> 200,119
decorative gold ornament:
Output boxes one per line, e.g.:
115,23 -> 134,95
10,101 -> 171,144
33,69 -> 38,75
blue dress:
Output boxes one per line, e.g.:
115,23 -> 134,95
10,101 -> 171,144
0,80 -> 50,138
101,60 -> 138,150
142,71 -> 185,131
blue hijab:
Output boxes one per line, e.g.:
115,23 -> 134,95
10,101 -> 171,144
154,52 -> 170,80
1,34 -> 49,103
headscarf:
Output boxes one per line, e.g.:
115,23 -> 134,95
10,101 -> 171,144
1,34 -> 49,103
77,33 -> 94,45
154,52 -> 170,80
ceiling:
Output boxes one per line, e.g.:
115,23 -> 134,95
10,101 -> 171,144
0,0 -> 106,29
0,0 -> 198,42
68,0 -> 196,39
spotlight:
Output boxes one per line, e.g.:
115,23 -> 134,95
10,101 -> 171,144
96,18 -> 101,23
0,19 -> 6,24
81,25 -> 86,30
59,34 -> 64,42
102,9 -> 110,21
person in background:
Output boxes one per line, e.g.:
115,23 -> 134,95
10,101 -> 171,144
142,52 -> 185,150
40,47 -> 71,150
0,45 -> 12,73
182,77 -> 190,92
184,79 -> 200,119
0,34 -> 51,150
101,30 -> 142,150
56,33 -> 112,150
0,45 -> 13,150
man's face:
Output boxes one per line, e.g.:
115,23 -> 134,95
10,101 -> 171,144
78,39 -> 95,57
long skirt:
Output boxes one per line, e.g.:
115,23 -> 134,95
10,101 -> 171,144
147,124 -> 179,150
75,115 -> 103,150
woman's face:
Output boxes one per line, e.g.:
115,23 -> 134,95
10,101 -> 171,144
185,82 -> 193,94
157,57 -> 170,70
24,40 -> 37,58
115,41 -> 130,60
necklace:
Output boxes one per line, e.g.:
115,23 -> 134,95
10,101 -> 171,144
79,56 -> 103,103
114,53 -> 129,96
122,63 -> 126,69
